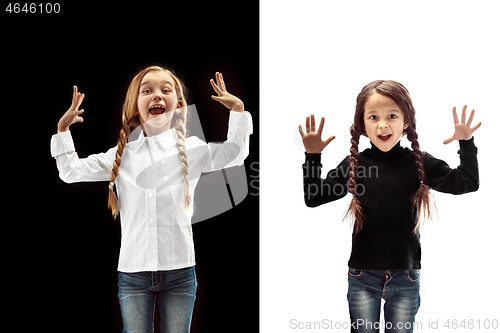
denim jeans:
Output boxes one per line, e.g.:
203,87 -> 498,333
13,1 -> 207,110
118,266 -> 197,333
347,267 -> 420,333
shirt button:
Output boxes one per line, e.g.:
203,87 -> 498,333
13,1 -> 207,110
148,193 -> 154,198
149,219 -> 153,223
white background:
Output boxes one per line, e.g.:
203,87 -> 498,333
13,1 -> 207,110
261,1 -> 500,332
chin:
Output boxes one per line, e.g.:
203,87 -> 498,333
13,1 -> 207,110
145,112 -> 173,128
369,135 -> 399,152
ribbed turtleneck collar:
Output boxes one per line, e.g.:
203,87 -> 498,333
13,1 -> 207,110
363,141 -> 409,161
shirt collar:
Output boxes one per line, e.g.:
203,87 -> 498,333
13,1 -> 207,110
127,127 -> 178,153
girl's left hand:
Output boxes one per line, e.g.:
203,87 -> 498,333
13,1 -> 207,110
210,72 -> 245,112
443,105 -> 482,144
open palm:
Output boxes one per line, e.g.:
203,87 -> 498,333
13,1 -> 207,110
210,72 -> 244,113
443,105 -> 482,144
57,86 -> 85,133
298,114 -> 335,154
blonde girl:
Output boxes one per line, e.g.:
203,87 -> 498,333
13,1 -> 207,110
299,80 -> 480,333
51,66 -> 252,333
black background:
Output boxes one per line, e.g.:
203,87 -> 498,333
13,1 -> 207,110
3,2 -> 258,332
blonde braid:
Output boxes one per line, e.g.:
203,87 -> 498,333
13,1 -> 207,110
108,117 -> 132,219
174,116 -> 192,209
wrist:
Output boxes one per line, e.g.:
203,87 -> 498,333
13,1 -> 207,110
232,102 -> 244,113
57,123 -> 69,133
305,148 -> 322,154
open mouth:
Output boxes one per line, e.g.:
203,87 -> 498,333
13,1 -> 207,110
149,105 -> 165,116
378,134 -> 392,142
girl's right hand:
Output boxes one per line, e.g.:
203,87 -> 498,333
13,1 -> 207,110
57,86 -> 85,133
298,114 -> 335,154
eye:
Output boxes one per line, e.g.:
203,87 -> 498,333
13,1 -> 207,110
142,89 -> 151,94
369,115 -> 378,120
388,114 -> 397,119
163,88 -> 171,93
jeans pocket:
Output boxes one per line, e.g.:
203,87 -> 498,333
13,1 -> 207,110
348,267 -> 363,278
168,267 -> 197,297
405,269 -> 420,283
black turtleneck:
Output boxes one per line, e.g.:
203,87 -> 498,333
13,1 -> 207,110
302,138 -> 479,270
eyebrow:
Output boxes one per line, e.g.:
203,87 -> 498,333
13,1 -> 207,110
139,80 -> 174,88
366,109 -> 401,115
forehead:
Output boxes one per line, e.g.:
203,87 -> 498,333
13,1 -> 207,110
140,71 -> 175,86
364,92 -> 401,113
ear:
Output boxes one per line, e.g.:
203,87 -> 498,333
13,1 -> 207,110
175,100 -> 183,114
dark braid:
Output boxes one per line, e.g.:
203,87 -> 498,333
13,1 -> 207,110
344,125 -> 364,234
406,126 -> 433,232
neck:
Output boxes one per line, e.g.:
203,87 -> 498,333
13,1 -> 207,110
139,115 -> 173,137
365,140 -> 406,160
142,123 -> 172,137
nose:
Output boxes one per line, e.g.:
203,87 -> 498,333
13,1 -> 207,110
153,94 -> 162,101
379,122 -> 388,129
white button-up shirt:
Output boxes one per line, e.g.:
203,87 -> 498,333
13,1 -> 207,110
51,111 -> 252,272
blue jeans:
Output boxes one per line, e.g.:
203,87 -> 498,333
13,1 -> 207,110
347,268 -> 420,333
118,266 -> 197,333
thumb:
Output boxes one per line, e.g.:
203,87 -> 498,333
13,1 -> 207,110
75,109 -> 84,123
443,134 -> 454,145
324,135 -> 336,146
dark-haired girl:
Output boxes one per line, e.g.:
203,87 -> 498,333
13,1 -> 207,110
298,80 -> 481,333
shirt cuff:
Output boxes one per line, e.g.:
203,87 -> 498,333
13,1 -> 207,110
304,152 -> 322,166
228,110 -> 253,135
50,131 -> 75,157
458,136 -> 477,153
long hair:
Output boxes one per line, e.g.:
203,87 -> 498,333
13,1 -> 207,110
107,65 -> 191,219
344,80 -> 433,234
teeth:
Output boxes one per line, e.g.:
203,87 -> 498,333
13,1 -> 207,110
149,105 -> 165,110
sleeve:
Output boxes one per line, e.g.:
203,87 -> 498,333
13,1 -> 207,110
302,153 -> 350,207
187,111 -> 253,174
423,137 -> 479,194
50,131 -> 117,183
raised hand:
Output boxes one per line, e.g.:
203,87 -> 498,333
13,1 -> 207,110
298,114 -> 336,154
57,86 -> 85,133
443,105 -> 482,145
210,72 -> 245,112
